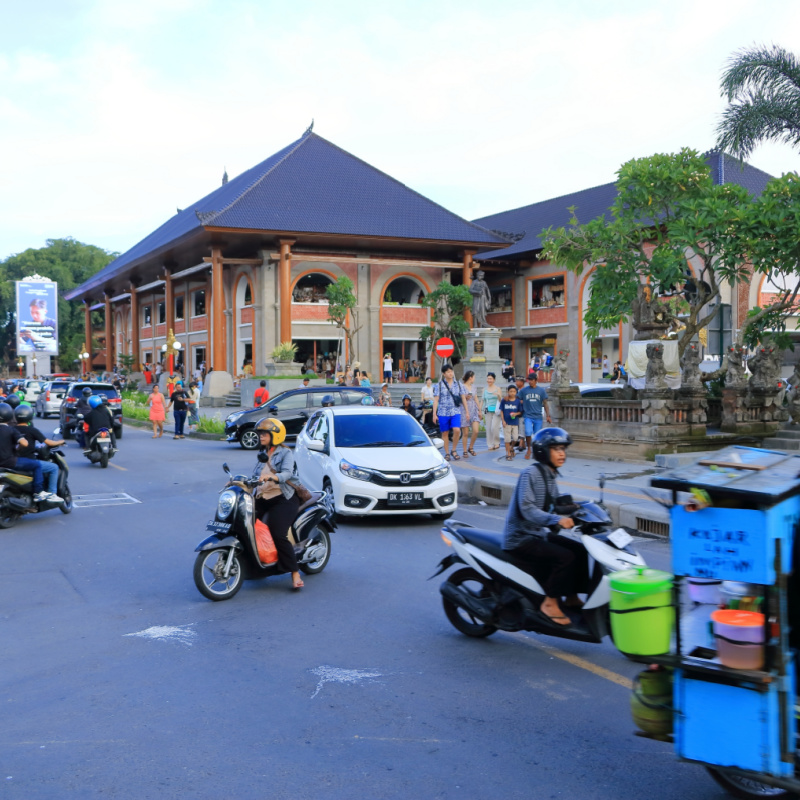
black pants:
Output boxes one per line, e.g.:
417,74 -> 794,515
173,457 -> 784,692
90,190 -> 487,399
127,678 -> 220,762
258,493 -> 301,573
510,533 -> 589,598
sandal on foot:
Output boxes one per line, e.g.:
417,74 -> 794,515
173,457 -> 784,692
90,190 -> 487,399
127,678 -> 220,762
451,453 -> 460,460
462,452 -> 469,459
292,580 -> 304,590
468,449 -> 477,457
444,454 -> 451,461
505,455 -> 514,461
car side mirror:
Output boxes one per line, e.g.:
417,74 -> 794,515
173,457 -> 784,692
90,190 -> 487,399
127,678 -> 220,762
432,437 -> 444,449
267,405 -> 278,413
307,439 -> 325,453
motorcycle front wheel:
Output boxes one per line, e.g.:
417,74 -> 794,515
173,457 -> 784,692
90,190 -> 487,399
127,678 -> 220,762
707,767 -> 796,799
299,529 -> 331,575
442,567 -> 498,638
193,548 -> 243,601
60,488 -> 73,514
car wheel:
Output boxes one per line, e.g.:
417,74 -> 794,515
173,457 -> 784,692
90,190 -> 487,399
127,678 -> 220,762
239,427 -> 260,450
322,478 -> 342,522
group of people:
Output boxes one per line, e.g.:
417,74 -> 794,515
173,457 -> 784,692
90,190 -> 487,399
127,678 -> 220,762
146,381 -> 200,438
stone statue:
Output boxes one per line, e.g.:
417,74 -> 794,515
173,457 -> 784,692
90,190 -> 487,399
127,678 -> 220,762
549,349 -> 570,389
680,343 -> 703,393
725,344 -> 747,389
644,342 -> 669,393
748,343 -> 782,393
631,284 -> 673,341
468,270 -> 492,329
787,370 -> 800,424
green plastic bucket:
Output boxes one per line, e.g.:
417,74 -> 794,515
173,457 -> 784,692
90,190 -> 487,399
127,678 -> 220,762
609,566 -> 674,656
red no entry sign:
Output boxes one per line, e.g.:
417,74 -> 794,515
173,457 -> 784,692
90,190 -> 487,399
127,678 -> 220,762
435,337 -> 454,359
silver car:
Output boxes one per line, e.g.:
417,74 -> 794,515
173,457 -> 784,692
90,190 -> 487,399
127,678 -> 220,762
34,381 -> 70,418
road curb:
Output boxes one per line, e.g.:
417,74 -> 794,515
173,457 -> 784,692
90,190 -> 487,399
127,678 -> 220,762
122,418 -> 223,441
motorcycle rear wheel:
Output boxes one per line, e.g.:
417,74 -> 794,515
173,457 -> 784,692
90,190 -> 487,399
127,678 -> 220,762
0,510 -> 20,529
299,529 -> 331,574
442,567 -> 498,638
193,548 -> 243,601
707,768 -> 796,799
100,451 -> 109,468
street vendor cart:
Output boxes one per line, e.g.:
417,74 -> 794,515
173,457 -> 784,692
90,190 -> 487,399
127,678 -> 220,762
639,446 -> 800,799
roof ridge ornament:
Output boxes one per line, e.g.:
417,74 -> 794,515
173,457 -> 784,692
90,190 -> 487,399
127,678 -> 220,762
304,118 -> 314,136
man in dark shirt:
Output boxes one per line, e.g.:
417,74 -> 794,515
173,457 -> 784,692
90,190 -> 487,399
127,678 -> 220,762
166,381 -> 189,438
85,399 -> 117,451
74,388 -> 93,447
15,405 -> 65,499
0,406 -> 56,503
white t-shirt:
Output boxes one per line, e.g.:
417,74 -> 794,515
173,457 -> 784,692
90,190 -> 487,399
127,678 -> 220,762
383,357 -> 392,372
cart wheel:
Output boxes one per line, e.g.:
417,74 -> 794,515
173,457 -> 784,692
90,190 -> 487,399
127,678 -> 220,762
707,767 -> 797,799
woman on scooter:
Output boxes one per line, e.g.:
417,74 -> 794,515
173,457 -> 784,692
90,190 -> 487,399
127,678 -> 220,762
502,427 -> 588,626
254,417 -> 304,591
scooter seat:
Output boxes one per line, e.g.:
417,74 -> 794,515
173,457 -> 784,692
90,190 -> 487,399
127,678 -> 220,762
296,491 -> 324,514
456,527 -> 509,560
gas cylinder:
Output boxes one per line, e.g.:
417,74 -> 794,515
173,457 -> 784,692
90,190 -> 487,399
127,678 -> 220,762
630,666 -> 673,739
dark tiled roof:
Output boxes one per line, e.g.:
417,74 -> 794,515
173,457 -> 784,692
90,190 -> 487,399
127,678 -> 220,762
68,132 -> 505,299
474,151 -> 776,262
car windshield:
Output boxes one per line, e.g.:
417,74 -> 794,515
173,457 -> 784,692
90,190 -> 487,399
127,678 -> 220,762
333,413 -> 430,448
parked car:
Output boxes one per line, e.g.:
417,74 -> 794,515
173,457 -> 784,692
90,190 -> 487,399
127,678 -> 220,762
295,405 -> 457,519
35,380 -> 71,418
59,382 -> 123,439
570,382 -> 617,399
224,386 -> 372,449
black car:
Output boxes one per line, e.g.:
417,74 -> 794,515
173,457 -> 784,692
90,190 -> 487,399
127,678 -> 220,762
224,386 -> 372,449
60,382 -> 123,439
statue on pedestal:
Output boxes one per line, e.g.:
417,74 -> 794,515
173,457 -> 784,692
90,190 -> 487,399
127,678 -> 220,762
631,284 -> 673,341
469,270 -> 492,329
679,343 -> 704,394
725,344 -> 747,389
549,349 -> 571,390
748,342 -> 782,393
644,342 -> 669,393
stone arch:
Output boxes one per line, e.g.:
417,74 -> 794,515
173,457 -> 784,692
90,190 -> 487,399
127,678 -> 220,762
290,269 -> 337,302
234,271 -> 255,375
374,270 -> 431,307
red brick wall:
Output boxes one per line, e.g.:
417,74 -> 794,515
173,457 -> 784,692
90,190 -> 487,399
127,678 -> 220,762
487,311 -> 513,328
292,303 -> 331,321
527,306 -> 567,326
382,305 -> 427,324
174,320 -> 186,334
192,316 -> 207,332
156,324 -> 166,337
141,326 -> 152,338
241,307 -> 254,324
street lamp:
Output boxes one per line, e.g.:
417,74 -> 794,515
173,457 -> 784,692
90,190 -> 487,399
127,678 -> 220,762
16,358 -> 24,379
161,329 -> 182,378
79,345 -> 90,377
31,356 -> 37,379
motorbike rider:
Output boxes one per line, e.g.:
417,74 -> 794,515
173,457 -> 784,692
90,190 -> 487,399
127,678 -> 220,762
321,395 -> 335,407
84,395 -> 118,452
14,404 -> 65,500
400,393 -> 415,415
0,402 -> 60,503
502,427 -> 588,626
74,387 -> 94,447
254,417 -> 304,591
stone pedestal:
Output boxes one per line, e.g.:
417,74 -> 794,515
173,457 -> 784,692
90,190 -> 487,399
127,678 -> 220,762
264,360 -> 303,377
199,371 -> 234,407
463,329 -> 505,391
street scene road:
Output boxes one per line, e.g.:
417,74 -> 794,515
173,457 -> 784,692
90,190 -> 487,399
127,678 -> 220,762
1,424 -> 726,800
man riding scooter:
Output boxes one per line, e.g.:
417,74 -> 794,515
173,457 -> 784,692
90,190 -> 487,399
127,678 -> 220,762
502,427 -> 589,626
14,404 -> 66,500
74,387 -> 93,447
83,395 -> 118,454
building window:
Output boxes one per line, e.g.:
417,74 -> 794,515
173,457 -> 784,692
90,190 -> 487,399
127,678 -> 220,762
489,284 -> 512,312
244,283 -> 252,305
382,276 -> 425,305
292,273 -> 333,303
143,305 -> 152,326
529,276 -> 565,309
194,290 -> 206,316
175,295 -> 185,321
157,301 -> 166,324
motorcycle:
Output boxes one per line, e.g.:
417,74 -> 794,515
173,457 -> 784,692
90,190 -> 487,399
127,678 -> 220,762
414,404 -> 440,438
432,481 -> 647,645
0,445 -> 73,528
78,414 -> 114,468
193,462 -> 335,601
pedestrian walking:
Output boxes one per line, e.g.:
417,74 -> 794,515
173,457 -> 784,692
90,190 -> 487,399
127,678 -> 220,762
187,381 -> 201,432
460,370 -> 482,458
518,372 -> 552,460
148,385 -> 166,438
166,381 -> 189,439
482,372 -> 504,451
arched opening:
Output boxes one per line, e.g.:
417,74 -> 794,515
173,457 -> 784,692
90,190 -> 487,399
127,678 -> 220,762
292,273 -> 333,303
381,276 -> 425,305
291,272 -> 340,376
381,275 -> 429,381
235,274 -> 254,377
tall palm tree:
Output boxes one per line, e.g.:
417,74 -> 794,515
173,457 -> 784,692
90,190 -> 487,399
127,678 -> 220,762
715,44 -> 800,160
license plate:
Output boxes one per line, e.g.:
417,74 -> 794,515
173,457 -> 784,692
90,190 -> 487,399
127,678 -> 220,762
206,520 -> 232,533
387,491 -> 424,507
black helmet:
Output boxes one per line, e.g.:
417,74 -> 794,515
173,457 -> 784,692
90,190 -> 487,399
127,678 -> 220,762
321,394 -> 334,407
82,387 -> 93,397
0,403 -> 13,423
6,394 -> 20,409
14,405 -> 33,424
99,393 -> 109,405
532,427 -> 572,467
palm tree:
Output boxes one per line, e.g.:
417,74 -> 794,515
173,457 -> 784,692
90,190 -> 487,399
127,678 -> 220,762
715,44 -> 800,160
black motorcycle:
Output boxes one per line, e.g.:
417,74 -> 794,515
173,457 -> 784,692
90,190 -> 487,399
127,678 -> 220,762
77,414 -> 114,468
193,462 -> 335,601
0,445 -> 73,528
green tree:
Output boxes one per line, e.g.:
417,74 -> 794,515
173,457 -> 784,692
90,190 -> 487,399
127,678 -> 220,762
325,276 -> 362,365
419,282 -> 472,365
540,149 -> 800,360
0,238 -> 116,371
716,44 -> 800,161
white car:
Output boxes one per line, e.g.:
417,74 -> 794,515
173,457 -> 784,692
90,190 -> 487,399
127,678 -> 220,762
294,406 -> 458,519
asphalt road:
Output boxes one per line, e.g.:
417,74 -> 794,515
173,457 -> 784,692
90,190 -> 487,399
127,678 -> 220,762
0,425 -> 728,800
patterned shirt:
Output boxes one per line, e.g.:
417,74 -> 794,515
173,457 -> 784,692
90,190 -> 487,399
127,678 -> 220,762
503,463 -> 561,550
433,378 -> 466,417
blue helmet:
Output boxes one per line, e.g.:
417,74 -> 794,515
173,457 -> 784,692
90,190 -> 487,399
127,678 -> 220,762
360,395 -> 375,406
88,395 -> 102,409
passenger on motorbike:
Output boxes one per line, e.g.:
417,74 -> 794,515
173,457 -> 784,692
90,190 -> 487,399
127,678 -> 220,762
74,387 -> 93,447
502,427 -> 588,626
14,404 -> 65,500
84,395 -> 118,452
0,402 -> 58,503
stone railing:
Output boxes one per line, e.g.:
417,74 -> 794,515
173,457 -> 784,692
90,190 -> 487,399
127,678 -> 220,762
558,399 -> 644,424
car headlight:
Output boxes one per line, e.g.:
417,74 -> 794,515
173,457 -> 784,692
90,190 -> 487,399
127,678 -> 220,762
339,459 -> 373,482
226,411 -> 243,424
432,463 -> 451,480
217,489 -> 237,520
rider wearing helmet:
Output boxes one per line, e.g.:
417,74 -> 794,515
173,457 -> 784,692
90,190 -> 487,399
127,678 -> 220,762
5,394 -> 20,410
502,427 -> 587,627
73,387 -> 94,447
360,395 -> 375,406
85,394 -> 117,452
253,417 -> 304,590
14,405 -> 65,501
400,393 -> 415,415
0,403 -> 57,503
320,395 -> 335,407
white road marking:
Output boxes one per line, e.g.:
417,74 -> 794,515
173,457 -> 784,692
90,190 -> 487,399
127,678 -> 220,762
124,624 -> 196,646
310,666 -> 382,698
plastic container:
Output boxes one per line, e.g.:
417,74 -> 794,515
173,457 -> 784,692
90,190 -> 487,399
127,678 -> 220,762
687,577 -> 722,605
610,566 -> 674,656
720,581 -> 762,611
711,609 -> 765,670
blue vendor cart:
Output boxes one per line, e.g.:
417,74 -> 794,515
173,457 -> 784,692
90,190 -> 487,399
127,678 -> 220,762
646,446 -> 800,799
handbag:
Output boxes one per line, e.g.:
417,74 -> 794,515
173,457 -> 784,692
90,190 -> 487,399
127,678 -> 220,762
288,478 -> 312,504
255,519 -> 278,565
443,380 -> 463,408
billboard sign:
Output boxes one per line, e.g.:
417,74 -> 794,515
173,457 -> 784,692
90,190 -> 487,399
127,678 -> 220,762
16,278 -> 58,355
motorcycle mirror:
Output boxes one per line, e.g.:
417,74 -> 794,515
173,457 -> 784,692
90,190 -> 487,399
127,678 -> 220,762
257,451 -> 269,463
222,463 -> 232,476
599,473 -> 605,504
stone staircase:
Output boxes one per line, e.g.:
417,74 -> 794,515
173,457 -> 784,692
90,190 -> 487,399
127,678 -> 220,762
225,389 -> 242,407
762,425 -> 800,451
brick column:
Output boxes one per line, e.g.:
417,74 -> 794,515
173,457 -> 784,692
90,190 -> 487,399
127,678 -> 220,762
84,300 -> 92,363
463,250 -> 474,328
211,247 -> 226,371
278,239 -> 295,345
129,283 -> 140,369
164,268 -> 173,338
104,293 -> 113,372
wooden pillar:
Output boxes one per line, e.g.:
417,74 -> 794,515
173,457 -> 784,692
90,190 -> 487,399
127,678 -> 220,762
463,250 -> 475,328
129,283 -> 140,370
104,293 -> 113,372
84,300 -> 92,365
211,247 -> 226,371
278,239 -> 295,345
164,268 -> 173,338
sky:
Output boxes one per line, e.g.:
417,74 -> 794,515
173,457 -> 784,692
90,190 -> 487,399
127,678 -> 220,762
1,0 -> 799,261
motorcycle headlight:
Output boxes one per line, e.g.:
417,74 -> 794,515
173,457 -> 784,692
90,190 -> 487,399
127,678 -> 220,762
432,463 -> 451,480
339,459 -> 373,482
217,489 -> 237,520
